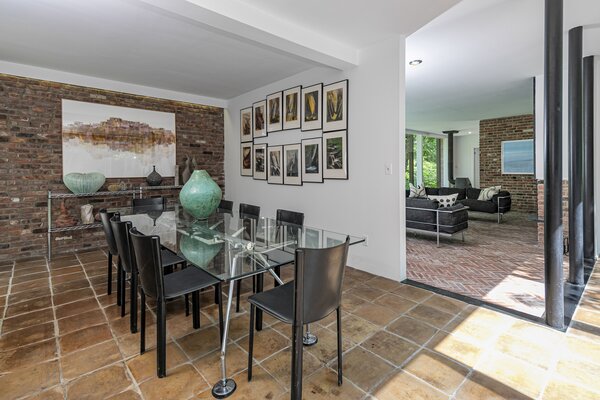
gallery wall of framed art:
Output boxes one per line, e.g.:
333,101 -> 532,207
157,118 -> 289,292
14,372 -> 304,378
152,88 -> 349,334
239,79 -> 349,186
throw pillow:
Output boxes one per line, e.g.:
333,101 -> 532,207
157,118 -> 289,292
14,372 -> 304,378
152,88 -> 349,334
428,193 -> 458,208
409,183 -> 426,198
478,186 -> 501,201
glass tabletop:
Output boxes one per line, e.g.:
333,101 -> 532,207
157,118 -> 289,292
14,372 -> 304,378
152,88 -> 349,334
117,205 -> 364,282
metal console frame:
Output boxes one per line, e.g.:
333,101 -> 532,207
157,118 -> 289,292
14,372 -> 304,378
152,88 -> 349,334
406,205 -> 469,247
495,195 -> 511,224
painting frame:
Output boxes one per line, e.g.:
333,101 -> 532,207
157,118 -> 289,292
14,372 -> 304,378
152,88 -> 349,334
240,107 -> 253,142
301,83 -> 323,132
323,130 -> 348,180
267,145 -> 284,185
283,143 -> 302,186
266,91 -> 283,133
283,86 -> 301,131
253,143 -> 267,180
253,100 -> 267,138
240,143 -> 253,177
322,79 -> 348,132
301,137 -> 323,183
501,139 -> 534,175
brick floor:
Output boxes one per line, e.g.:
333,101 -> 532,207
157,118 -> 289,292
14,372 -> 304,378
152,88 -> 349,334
407,212 -> 569,317
0,249 -> 599,399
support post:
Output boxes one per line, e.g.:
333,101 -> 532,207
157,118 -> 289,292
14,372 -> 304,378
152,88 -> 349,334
583,55 -> 595,261
544,0 -> 565,329
443,130 -> 458,186
568,26 -> 584,285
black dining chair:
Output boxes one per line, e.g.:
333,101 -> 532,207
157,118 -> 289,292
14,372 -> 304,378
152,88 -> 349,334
100,209 -> 122,303
217,199 -> 234,214
110,215 -> 189,331
235,203 -> 261,312
132,196 -> 166,211
274,209 -> 304,286
129,227 -> 224,378
247,237 -> 350,399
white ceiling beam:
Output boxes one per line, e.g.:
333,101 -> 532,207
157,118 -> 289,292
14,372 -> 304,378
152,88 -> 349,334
135,0 -> 359,70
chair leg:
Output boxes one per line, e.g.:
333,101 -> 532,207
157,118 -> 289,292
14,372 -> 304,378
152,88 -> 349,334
247,304 -> 255,381
107,253 -> 113,295
336,307 -> 343,386
140,290 -> 146,354
236,280 -> 241,313
157,300 -> 167,378
273,266 -> 281,287
214,285 -> 219,305
255,274 -> 263,331
192,291 -> 200,329
185,294 -> 190,316
120,269 -> 126,318
116,257 -> 122,306
291,320 -> 304,399
130,272 -> 138,334
216,283 -> 224,345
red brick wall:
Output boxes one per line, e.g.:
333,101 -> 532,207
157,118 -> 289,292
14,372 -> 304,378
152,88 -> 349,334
0,74 -> 224,261
479,114 -> 537,213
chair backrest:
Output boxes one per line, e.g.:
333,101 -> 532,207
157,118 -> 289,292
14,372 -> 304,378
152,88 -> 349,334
110,216 -> 134,274
294,237 -> 349,324
129,227 -> 165,300
239,203 -> 260,220
218,199 -> 234,214
99,209 -> 119,256
132,196 -> 165,212
276,209 -> 304,226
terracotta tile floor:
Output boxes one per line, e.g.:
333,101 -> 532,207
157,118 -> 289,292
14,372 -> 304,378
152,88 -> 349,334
1,249 -> 600,399
407,212 -> 569,317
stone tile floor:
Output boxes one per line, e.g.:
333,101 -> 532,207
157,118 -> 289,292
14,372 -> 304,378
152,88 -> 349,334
0,249 -> 599,399
407,212 -> 569,317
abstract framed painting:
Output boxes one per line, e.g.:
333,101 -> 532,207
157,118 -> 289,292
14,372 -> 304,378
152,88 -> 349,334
253,143 -> 267,180
253,100 -> 267,138
322,79 -> 348,132
301,83 -> 322,132
283,86 -> 301,130
266,91 -> 283,133
323,130 -> 348,179
301,137 -> 323,183
501,139 -> 534,174
283,143 -> 302,186
62,99 -> 175,178
240,143 -> 253,176
240,107 -> 253,142
267,145 -> 284,185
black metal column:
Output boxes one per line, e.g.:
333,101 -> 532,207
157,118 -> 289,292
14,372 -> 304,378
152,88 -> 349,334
568,26 -> 584,285
544,0 -> 565,329
443,130 -> 458,186
583,55 -> 595,261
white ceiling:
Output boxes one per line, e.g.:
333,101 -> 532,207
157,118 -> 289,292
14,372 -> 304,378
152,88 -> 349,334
406,0 -> 600,135
0,0 -> 459,101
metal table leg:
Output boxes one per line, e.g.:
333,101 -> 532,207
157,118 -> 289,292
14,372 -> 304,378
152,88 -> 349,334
211,278 -> 237,398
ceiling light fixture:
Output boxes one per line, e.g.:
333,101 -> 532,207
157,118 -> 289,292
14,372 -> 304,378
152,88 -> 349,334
409,59 -> 422,66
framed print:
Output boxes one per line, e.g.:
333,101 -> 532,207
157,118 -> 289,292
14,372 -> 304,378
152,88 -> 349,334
253,143 -> 267,180
240,107 -> 253,142
253,100 -> 267,138
323,130 -> 348,179
301,83 -> 322,131
322,79 -> 348,132
283,86 -> 301,130
283,143 -> 302,186
266,92 -> 283,132
240,143 -> 253,176
501,139 -> 534,174
301,137 -> 323,183
267,145 -> 284,184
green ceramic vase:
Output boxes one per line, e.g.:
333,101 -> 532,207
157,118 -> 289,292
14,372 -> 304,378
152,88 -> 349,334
63,172 -> 106,194
179,170 -> 222,219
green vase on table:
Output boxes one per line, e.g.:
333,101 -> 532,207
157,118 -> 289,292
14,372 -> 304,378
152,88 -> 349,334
179,170 -> 222,220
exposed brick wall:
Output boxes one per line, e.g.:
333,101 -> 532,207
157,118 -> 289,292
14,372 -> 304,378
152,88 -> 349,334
537,180 -> 569,244
479,114 -> 537,213
0,73 -> 224,261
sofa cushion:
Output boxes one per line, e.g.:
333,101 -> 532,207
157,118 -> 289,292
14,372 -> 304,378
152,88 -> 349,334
466,188 -> 481,199
428,194 -> 458,208
438,187 -> 466,200
478,186 -> 502,201
406,197 -> 438,226
425,187 -> 439,196
409,183 -> 426,198
460,198 -> 498,213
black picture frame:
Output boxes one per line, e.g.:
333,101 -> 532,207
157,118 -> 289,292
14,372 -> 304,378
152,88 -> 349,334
301,137 -> 323,183
267,145 -> 284,185
253,143 -> 267,180
283,85 -> 301,131
240,107 -> 253,142
266,91 -> 283,133
322,79 -> 348,132
240,143 -> 253,177
322,130 -> 348,180
253,100 -> 267,138
283,143 -> 302,186
301,83 -> 323,132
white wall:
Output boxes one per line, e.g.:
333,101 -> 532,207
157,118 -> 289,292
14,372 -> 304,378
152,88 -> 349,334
453,133 -> 479,185
225,37 -> 406,281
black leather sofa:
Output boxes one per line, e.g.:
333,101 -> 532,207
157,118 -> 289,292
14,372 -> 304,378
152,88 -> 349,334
406,186 -> 512,223
405,197 -> 469,246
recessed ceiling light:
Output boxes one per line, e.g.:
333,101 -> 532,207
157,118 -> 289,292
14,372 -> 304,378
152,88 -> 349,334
409,59 -> 422,66
468,131 -> 472,134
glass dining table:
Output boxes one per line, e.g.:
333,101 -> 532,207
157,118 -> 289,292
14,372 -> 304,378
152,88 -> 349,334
118,205 -> 365,398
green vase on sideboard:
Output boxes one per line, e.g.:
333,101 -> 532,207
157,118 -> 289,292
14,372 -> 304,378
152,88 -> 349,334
179,170 -> 222,220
